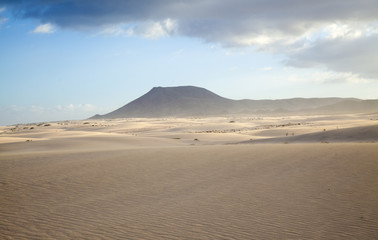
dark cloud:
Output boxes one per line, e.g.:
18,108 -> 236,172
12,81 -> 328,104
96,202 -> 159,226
1,0 -> 164,27
2,0 -> 378,79
2,1 -> 377,34
286,35 -> 378,79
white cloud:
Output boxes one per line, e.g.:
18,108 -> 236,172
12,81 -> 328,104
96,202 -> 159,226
229,34 -> 276,47
60,104 -> 96,112
0,16 -> 7,27
99,19 -> 177,39
32,23 -> 55,34
30,105 -> 45,113
133,18 -> 177,39
0,7 -> 7,28
0,103 -> 115,125
173,49 -> 184,55
9,105 -> 26,112
321,22 -> 378,40
7,104 -> 99,114
79,104 -> 96,112
224,49 -> 247,56
139,22 -> 167,39
287,70 -> 370,84
100,24 -> 125,36
260,67 -> 272,71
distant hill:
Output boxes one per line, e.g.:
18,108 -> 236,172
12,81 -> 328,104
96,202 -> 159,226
90,86 -> 378,119
311,99 -> 378,113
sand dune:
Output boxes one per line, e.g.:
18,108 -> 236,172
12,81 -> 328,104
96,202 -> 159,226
1,144 -> 377,239
1,114 -> 378,239
245,124 -> 378,144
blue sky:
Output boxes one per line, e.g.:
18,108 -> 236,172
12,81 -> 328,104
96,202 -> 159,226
1,1 -> 378,125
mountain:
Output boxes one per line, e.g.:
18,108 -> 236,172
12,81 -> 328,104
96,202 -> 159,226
91,86 -> 378,119
92,86 -> 234,118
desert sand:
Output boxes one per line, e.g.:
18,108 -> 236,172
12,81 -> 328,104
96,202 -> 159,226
1,113 -> 378,239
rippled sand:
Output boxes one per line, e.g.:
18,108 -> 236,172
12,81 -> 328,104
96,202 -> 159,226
1,114 -> 378,239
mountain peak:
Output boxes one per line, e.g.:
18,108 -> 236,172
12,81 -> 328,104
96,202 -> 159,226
147,86 -> 226,100
92,86 -> 231,118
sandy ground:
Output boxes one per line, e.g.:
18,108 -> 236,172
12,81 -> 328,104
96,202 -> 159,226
1,113 -> 378,239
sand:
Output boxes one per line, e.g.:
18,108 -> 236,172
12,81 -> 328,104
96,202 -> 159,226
1,113 -> 378,239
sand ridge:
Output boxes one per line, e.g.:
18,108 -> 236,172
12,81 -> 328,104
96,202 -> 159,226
1,113 -> 377,146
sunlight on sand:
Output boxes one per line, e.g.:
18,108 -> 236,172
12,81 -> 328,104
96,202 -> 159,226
1,113 -> 377,239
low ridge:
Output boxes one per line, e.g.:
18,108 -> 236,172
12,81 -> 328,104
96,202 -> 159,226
242,125 -> 378,143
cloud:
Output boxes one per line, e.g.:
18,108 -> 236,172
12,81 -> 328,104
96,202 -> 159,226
2,0 -> 378,79
3,1 -> 376,41
0,16 -> 6,26
32,23 -> 55,33
9,105 -> 25,112
30,105 -> 45,113
173,48 -> 184,55
0,103 -> 114,125
287,71 -> 370,84
132,18 -> 177,39
260,67 -> 273,71
285,34 -> 378,79
0,6 -> 7,27
55,103 -> 98,112
99,24 -> 126,36
99,18 -> 177,39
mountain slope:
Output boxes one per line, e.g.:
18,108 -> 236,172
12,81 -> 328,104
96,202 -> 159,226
91,86 -> 378,119
94,86 -> 234,118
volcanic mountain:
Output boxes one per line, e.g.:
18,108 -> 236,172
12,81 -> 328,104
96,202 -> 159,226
91,86 -> 378,119
92,86 -> 234,118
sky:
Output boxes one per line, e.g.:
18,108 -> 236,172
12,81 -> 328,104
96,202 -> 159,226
1,0 -> 378,125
